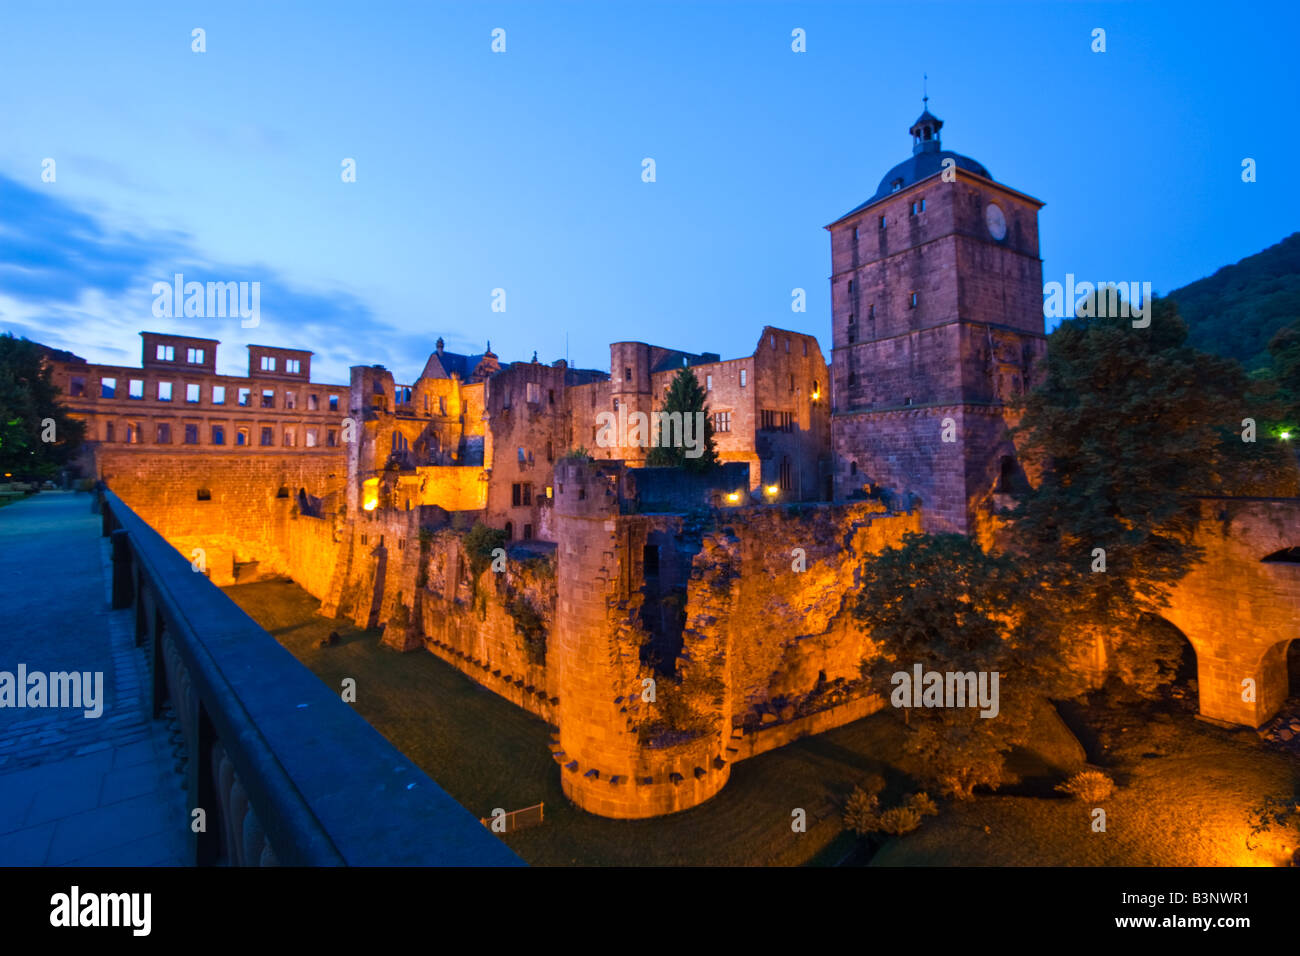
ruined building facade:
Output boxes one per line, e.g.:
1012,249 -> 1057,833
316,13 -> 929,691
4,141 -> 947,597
64,111 -> 1300,824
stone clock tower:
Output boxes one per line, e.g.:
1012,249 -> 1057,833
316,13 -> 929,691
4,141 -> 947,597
827,106 -> 1046,534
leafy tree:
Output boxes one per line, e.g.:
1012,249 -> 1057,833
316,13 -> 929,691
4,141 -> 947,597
853,533 -> 1055,798
1007,296 -> 1296,694
644,367 -> 719,473
1266,320 -> 1300,427
0,334 -> 85,480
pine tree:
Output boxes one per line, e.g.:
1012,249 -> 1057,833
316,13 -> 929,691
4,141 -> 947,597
645,367 -> 719,473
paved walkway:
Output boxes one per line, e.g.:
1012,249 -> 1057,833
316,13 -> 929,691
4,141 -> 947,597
0,491 -> 187,866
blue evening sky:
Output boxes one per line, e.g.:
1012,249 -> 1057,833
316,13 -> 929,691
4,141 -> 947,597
1,0 -> 1296,384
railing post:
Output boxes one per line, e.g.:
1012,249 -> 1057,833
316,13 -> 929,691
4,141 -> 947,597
110,529 -> 133,609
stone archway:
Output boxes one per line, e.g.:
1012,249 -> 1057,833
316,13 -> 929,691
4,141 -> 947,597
1162,499 -> 1300,727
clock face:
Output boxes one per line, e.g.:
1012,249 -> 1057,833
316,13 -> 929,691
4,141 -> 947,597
985,203 -> 1007,241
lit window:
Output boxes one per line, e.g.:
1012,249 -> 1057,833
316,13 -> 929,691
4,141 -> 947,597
305,428 -> 318,447
236,427 -> 249,446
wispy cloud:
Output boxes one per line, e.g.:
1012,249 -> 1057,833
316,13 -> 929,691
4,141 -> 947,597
0,174 -> 428,382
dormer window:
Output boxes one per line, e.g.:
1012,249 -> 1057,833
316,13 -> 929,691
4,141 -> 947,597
890,178 -> 903,193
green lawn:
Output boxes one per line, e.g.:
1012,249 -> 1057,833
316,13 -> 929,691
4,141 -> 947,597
224,578 -> 1300,867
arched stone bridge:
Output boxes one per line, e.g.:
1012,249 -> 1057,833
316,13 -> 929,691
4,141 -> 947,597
1162,497 -> 1300,727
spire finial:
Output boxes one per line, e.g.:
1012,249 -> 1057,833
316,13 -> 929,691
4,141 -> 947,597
922,73 -> 928,110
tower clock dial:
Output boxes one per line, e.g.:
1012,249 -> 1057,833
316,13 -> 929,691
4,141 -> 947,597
985,202 -> 1007,241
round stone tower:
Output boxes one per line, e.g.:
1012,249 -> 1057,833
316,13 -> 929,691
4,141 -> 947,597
551,458 -> 730,818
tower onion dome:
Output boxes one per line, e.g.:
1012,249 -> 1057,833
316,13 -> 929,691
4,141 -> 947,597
839,108 -> 993,217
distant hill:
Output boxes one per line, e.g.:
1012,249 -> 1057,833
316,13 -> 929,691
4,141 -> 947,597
1166,232 -> 1300,370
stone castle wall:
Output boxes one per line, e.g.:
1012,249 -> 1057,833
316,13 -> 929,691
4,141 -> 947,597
99,448 -> 346,586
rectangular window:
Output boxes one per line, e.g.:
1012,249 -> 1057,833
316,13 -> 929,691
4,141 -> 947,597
283,428 -> 296,447
523,524 -> 533,541
852,226 -> 858,240
512,483 -> 521,507
285,390 -> 296,409
439,396 -> 446,415
308,393 -> 319,411
713,411 -> 731,433
879,215 -> 886,229
327,428 -> 338,447
328,394 -> 339,411
212,385 -> 226,404
523,483 -> 532,506
158,382 -> 173,402
910,291 -> 918,308
69,376 -> 86,397
869,303 -> 876,319
238,388 -> 251,407
126,423 -> 140,444
186,383 -> 200,403
184,424 -> 199,445
105,422 -> 115,442
100,377 -> 116,399
212,425 -> 225,445
305,427 -> 318,448
706,374 -> 712,391
156,344 -> 174,361
526,382 -> 540,404
156,423 -> 171,444
260,427 -> 274,446
624,367 -> 632,381
739,369 -> 747,388
789,373 -> 795,393
285,358 -> 301,374
187,347 -> 204,364
261,389 -> 275,408
261,355 -> 276,372
236,427 -> 249,447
